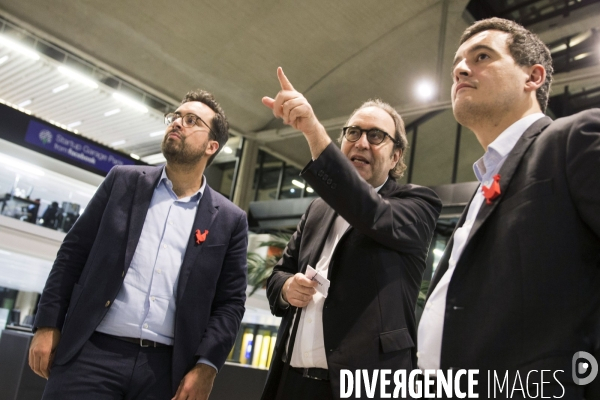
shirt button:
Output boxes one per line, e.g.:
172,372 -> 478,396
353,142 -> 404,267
105,300 -> 110,307
307,318 -> 312,323
426,302 -> 432,309
304,352 -> 308,357
122,271 -> 125,277
151,296 -> 156,302
157,269 -> 162,274
168,220 -> 173,225
143,323 -> 148,329
417,351 -> 420,358
163,244 -> 167,249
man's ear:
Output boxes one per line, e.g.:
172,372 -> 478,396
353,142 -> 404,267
391,148 -> 401,169
205,141 -> 220,156
525,64 -> 546,92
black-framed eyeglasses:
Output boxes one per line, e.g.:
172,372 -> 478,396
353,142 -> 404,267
342,126 -> 400,146
164,112 -> 215,138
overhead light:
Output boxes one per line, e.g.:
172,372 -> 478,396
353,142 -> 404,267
0,155 -> 45,176
574,52 -> 591,61
291,179 -> 305,189
104,108 -> 121,117
67,121 -> 82,128
149,130 -> 164,137
0,34 -> 40,60
223,146 -> 233,154
52,83 -> 69,93
0,55 -> 8,64
57,65 -> 98,89
306,187 -> 314,193
111,139 -> 126,146
113,92 -> 148,113
433,248 -> 444,257
415,80 -> 436,101
18,99 -> 32,107
141,152 -> 166,164
130,153 -> 140,160
290,188 -> 295,193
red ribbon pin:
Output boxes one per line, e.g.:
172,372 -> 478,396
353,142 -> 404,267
482,174 -> 501,205
195,229 -> 209,244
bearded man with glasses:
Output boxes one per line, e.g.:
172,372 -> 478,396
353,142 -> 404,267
260,68 -> 441,400
29,90 -> 248,400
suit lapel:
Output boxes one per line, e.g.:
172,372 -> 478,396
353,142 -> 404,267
124,167 -> 163,272
176,186 -> 219,303
307,205 -> 337,276
465,116 -> 551,244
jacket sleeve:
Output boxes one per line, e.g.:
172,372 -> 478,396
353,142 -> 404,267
265,201 -> 313,317
33,166 -> 119,331
301,142 -> 442,255
195,211 -> 248,370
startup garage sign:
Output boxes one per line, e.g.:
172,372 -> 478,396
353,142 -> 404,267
25,120 -> 134,174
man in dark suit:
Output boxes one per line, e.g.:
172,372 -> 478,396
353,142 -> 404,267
28,90 -> 248,400
260,68 -> 441,399
418,18 -> 600,398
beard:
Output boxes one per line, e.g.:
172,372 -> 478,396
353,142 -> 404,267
161,133 -> 207,166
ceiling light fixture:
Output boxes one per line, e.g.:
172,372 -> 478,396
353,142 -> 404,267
104,108 -> 121,117
111,139 -> 126,146
291,179 -> 306,189
0,35 -> 40,60
67,121 -> 82,128
306,187 -> 314,193
415,80 -> 436,101
18,99 -> 32,107
113,92 -> 148,113
130,153 -> 140,160
141,153 -> 166,165
52,83 -> 69,93
0,55 -> 8,64
57,65 -> 99,89
223,146 -> 233,154
149,130 -> 164,137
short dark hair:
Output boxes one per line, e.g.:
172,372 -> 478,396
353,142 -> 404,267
181,89 -> 229,167
459,17 -> 553,113
338,99 -> 408,179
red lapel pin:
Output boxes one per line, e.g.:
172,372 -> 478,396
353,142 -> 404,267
482,174 -> 501,205
195,229 -> 209,244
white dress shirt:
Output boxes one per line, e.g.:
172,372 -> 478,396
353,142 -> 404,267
288,180 -> 386,368
417,113 -> 544,370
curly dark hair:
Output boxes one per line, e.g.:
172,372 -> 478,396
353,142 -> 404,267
181,89 -> 229,167
459,17 -> 553,113
338,99 -> 408,179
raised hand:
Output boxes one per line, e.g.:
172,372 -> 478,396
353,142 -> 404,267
262,67 -> 331,159
262,67 -> 323,136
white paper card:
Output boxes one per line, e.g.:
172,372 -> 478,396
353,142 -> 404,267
305,265 -> 330,298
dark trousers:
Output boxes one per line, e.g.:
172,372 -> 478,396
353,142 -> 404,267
42,332 -> 173,400
277,368 -> 334,400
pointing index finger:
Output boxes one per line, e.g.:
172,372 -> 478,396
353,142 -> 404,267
277,67 -> 295,91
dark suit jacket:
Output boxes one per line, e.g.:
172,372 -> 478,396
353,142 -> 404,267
34,165 -> 248,393
428,110 -> 600,398
262,143 -> 442,399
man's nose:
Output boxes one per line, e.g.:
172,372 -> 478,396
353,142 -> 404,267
354,132 -> 370,149
453,59 -> 470,82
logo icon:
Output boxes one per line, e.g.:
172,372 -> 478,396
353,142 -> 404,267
572,351 -> 598,385
39,129 -> 53,145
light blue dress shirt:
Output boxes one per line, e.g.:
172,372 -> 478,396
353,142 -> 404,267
96,167 -> 216,370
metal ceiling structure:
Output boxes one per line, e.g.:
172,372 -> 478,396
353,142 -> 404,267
0,0 -> 598,170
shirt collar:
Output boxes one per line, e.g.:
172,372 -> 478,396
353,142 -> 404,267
158,166 -> 206,202
374,177 -> 388,193
473,113 -> 545,183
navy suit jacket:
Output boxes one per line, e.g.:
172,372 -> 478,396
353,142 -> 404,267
34,165 -> 248,393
